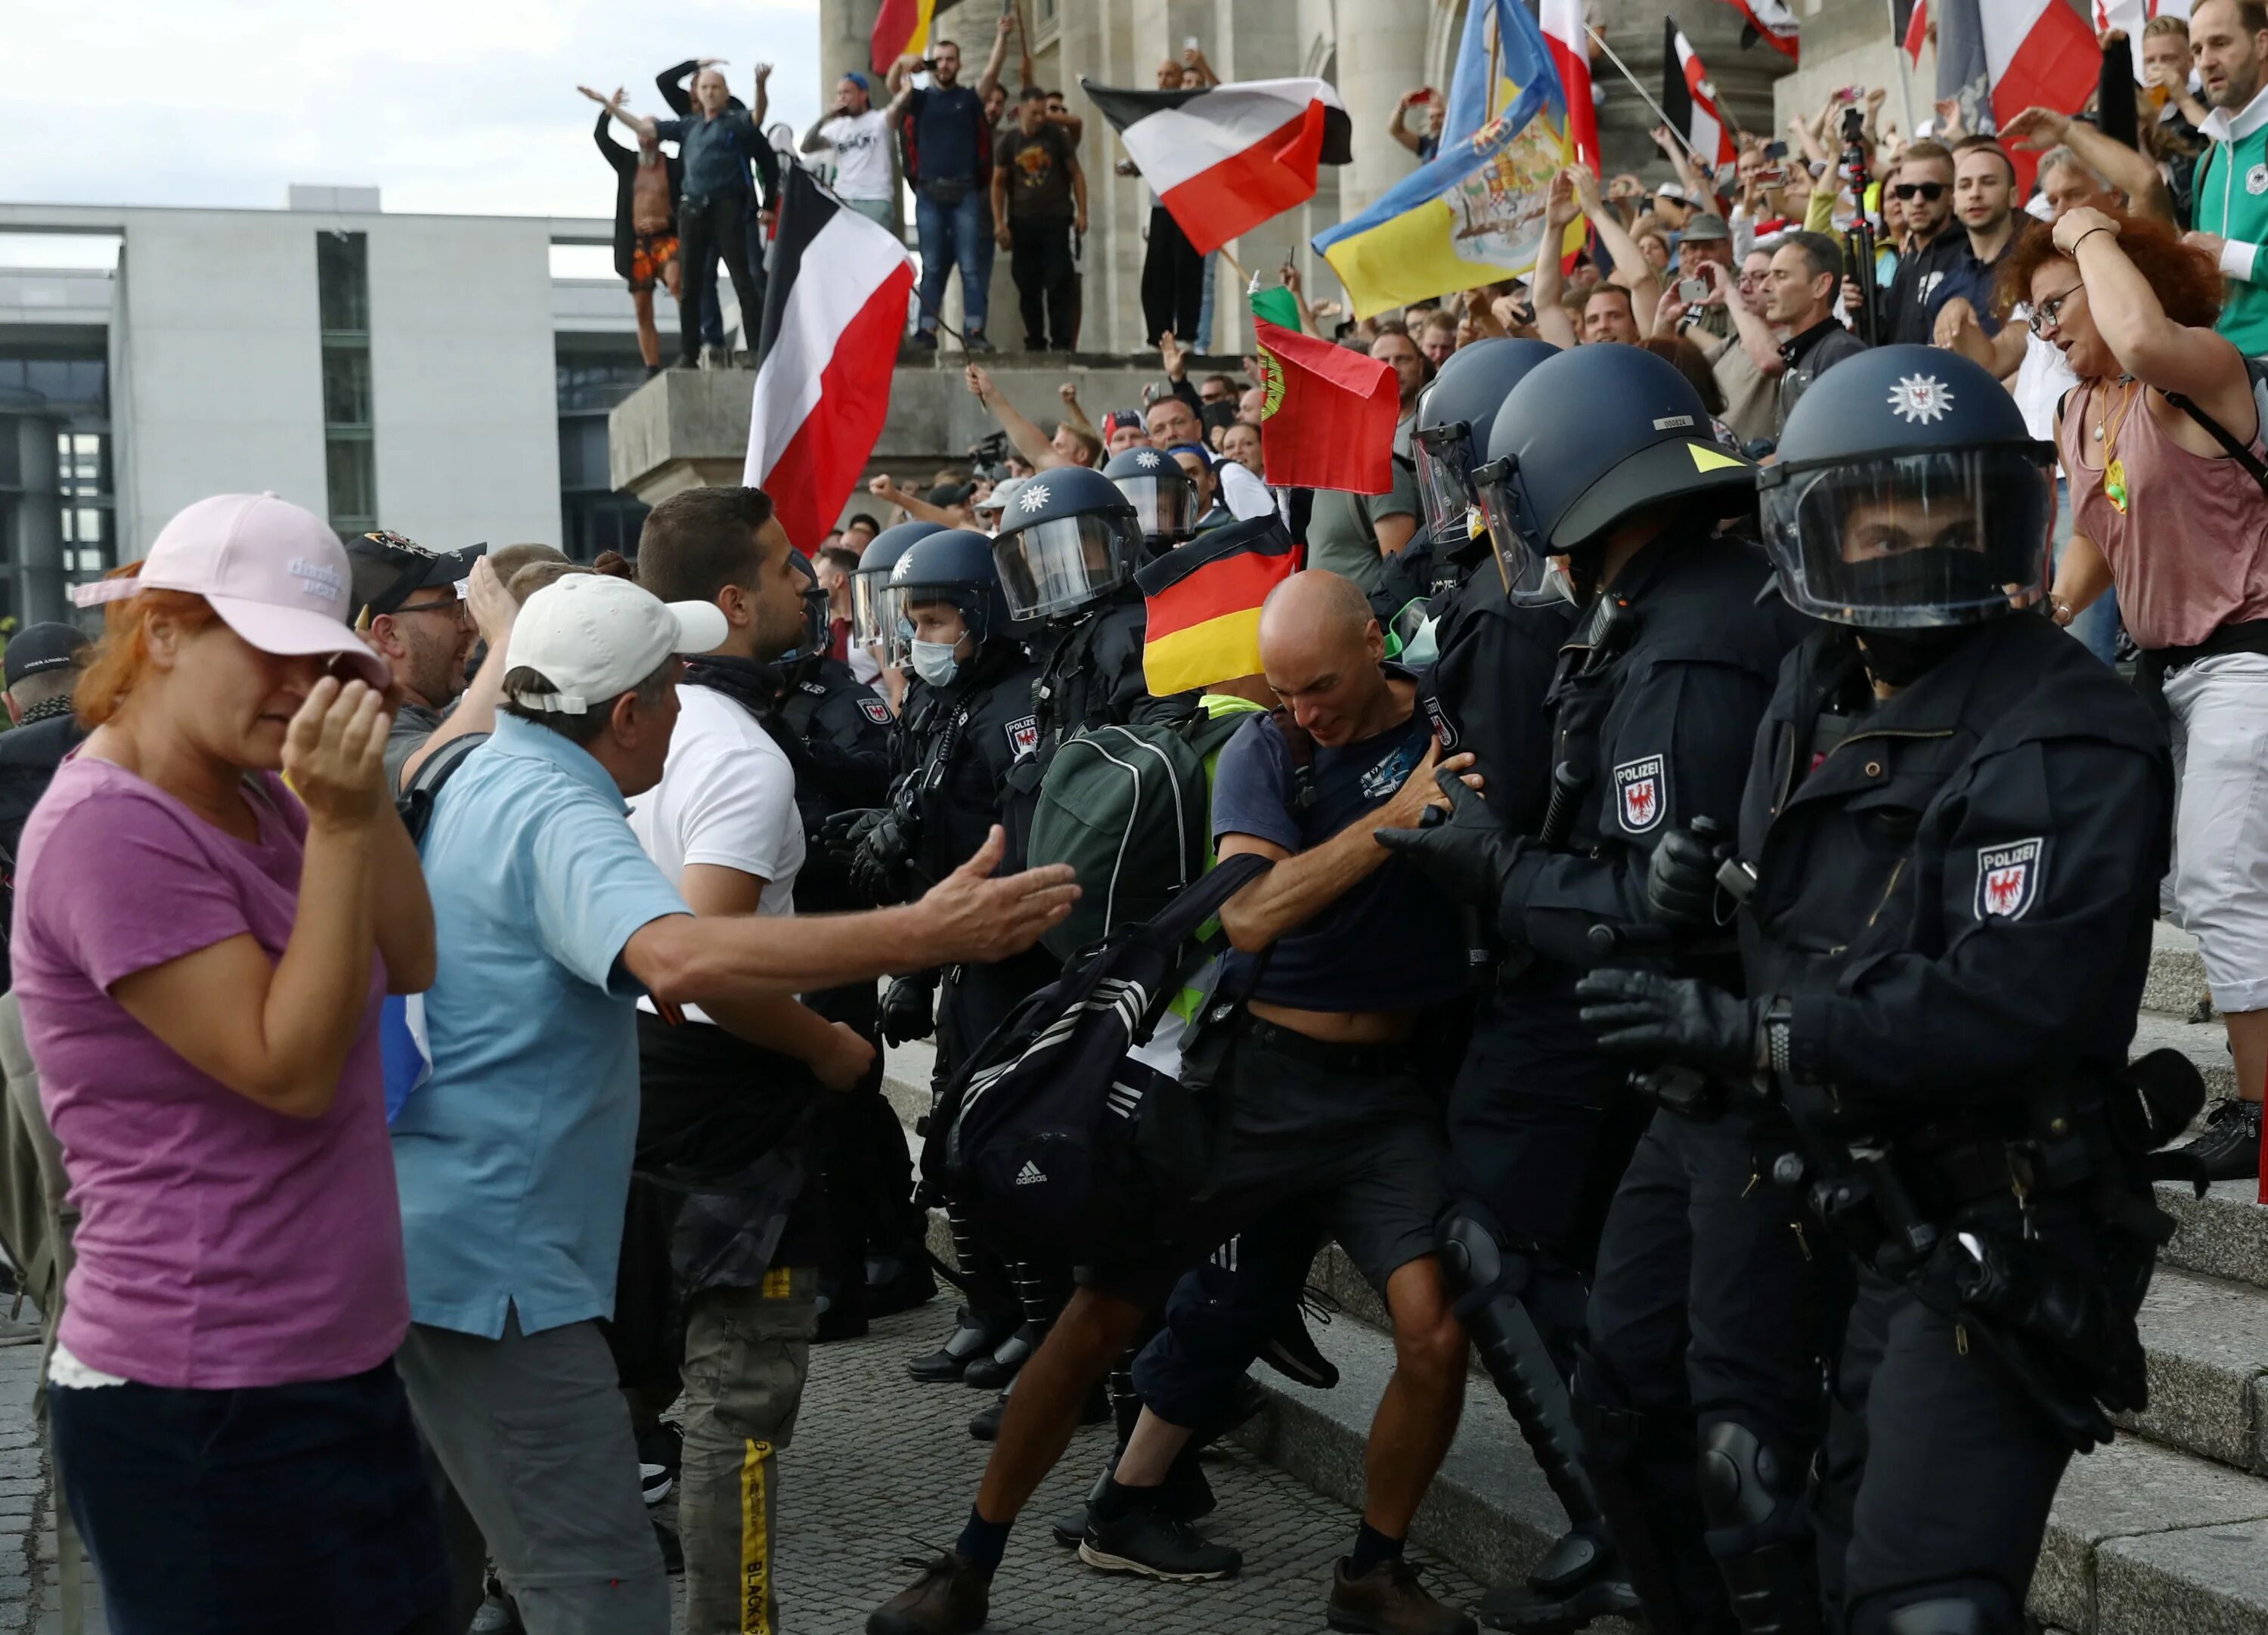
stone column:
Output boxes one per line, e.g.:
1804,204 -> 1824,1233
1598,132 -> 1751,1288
1333,11 -> 1430,222
818,0 -> 884,87
15,415 -> 63,625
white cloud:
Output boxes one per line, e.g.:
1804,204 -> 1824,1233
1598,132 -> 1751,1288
0,1 -> 821,219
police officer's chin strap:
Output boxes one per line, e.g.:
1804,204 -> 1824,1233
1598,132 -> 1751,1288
1853,627 -> 1966,689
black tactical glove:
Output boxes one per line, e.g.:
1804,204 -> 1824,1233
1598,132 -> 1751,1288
1645,817 -> 1728,931
1574,968 -> 1759,1077
848,807 -> 918,905
819,806 -> 888,862
1374,767 -> 1514,908
880,976 -> 937,1047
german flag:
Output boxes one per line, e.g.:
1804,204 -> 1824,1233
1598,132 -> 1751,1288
1137,515 -> 1303,696
870,0 -> 937,73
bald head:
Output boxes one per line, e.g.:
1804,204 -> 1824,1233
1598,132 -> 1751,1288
1259,571 -> 1392,746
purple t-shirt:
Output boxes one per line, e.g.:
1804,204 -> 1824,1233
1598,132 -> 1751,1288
11,756 -> 409,1389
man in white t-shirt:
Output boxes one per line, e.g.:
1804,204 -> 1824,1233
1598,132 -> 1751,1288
802,71 -> 896,228
622,485 -> 877,1635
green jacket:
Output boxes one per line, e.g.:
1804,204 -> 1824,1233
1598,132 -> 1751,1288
2195,88 -> 2268,360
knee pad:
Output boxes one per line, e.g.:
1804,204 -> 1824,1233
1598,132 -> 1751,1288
1436,1206 -> 1528,1315
1695,1420 -> 1806,1539
1852,1584 -> 2019,1635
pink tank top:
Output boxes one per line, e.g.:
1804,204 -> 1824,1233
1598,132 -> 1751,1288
2059,376 -> 2268,652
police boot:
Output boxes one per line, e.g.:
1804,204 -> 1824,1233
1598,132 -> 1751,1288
1569,1382 -> 1737,1635
1696,1420 -> 1825,1635
906,1306 -> 1016,1384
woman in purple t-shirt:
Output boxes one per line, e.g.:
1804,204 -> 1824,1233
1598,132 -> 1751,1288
12,494 -> 445,1635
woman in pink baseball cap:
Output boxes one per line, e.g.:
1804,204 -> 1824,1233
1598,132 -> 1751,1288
13,494 -> 448,1633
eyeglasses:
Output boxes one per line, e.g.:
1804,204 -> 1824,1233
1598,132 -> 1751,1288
392,596 -> 464,619
2032,281 -> 2086,330
1892,181 -> 1947,202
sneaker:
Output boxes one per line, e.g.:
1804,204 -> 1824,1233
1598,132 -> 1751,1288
968,1389 -> 1009,1443
1051,1454 -> 1218,1545
640,1462 -> 674,1506
468,1596 -> 519,1634
1079,1505 -> 1243,1582
2179,1098 -> 2262,1182
699,343 -> 727,370
907,330 -> 940,352
965,330 -> 996,354
962,1321 -> 1036,1390
907,1308 -> 1012,1384
866,1550 -> 989,1635
1262,1291 -> 1340,1390
1328,1557 -> 1479,1635
636,1423 -> 680,1506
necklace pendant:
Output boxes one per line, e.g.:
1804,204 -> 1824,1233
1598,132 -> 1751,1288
2093,425 -> 2104,441
2105,457 -> 2129,514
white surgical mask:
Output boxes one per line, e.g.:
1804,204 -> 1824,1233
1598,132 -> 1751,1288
910,639 -> 962,687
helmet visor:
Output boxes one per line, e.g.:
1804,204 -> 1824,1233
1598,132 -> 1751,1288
1411,423 -> 1481,548
992,514 -> 1139,621
1114,475 -> 1197,541
1474,460 -> 1564,608
1761,447 -> 2055,628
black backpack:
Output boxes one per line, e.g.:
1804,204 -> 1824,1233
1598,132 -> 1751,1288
928,851 -> 1270,1265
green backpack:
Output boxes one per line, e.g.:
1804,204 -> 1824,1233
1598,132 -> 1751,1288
1027,697 -> 1266,962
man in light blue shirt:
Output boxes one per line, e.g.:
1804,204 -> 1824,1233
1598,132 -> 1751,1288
391,572 -> 1077,1633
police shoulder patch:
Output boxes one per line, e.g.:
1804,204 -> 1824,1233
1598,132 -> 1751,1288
859,696 -> 891,725
1975,838 -> 2043,921
1422,693 -> 1459,751
1613,755 -> 1666,834
1005,714 -> 1040,760
799,680 -> 829,695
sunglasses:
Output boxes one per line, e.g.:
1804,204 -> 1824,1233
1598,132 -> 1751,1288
1892,181 -> 1947,202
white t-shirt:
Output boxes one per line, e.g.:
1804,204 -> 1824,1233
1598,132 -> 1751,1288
627,683 -> 805,1023
1219,458 -> 1275,521
819,109 -> 894,201
2009,311 -> 2078,461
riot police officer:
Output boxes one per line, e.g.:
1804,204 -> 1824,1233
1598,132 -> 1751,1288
1380,343 -> 1829,1635
1104,445 -> 1201,562
852,519 -> 943,767
1574,348 -> 2177,1635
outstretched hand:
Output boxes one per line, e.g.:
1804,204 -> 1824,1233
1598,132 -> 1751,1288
916,828 -> 1080,964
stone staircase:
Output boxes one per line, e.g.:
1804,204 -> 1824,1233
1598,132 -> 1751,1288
881,921 -> 2268,1633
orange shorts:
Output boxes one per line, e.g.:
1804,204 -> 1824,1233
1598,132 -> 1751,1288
630,231 -> 680,294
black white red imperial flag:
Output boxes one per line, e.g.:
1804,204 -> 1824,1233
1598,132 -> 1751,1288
742,161 -> 916,553
1662,18 -> 1738,173
1721,0 -> 1800,59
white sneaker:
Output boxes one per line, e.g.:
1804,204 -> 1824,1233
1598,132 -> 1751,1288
640,1462 -> 674,1506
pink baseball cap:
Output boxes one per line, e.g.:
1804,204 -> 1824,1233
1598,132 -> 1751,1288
74,494 -> 391,689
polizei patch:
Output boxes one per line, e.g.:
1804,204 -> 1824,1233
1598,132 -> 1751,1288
1975,838 -> 2042,921
1005,715 -> 1040,760
1614,756 -> 1666,833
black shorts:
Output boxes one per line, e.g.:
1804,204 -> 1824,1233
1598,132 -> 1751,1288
1081,1016 -> 1451,1308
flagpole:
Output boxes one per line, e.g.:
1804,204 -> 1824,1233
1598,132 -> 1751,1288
1884,0 -> 1917,132
1585,26 -> 1708,172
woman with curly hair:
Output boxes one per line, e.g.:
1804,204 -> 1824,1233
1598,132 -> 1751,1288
2006,206 -> 2268,1184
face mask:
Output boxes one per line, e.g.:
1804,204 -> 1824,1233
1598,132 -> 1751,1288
910,639 -> 962,687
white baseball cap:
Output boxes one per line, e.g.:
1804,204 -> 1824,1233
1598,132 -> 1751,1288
503,572 -> 727,714
976,475 -> 1026,515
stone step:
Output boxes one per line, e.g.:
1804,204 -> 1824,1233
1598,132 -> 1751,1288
1235,1305 -> 2268,1635
2158,1180 -> 2268,1292
2146,920 -> 2213,1022
2133,1007 -> 2235,1104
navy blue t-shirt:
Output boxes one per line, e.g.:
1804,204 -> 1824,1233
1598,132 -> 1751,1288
1210,707 -> 1468,1015
909,85 -> 984,186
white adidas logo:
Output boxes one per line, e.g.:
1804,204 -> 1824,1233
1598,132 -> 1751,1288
1015,1161 -> 1047,1187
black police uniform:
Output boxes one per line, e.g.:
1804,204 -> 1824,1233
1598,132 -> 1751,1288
1733,615 -> 2170,1635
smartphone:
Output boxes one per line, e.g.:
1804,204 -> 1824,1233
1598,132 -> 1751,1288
1761,139 -> 1789,161
1839,85 -> 1862,103
1409,87 -> 1434,104
1678,277 -> 1710,305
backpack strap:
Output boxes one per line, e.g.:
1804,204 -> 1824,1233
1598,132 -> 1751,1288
1139,851 -> 1272,952
2164,381 -> 2268,498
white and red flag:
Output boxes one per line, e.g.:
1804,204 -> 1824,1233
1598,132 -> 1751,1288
1722,0 -> 1801,60
1936,0 -> 2100,187
1663,19 -> 1738,173
742,162 -> 915,553
1539,0 -> 1600,169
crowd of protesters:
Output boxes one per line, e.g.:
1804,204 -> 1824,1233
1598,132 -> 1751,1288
0,5 -> 2263,1635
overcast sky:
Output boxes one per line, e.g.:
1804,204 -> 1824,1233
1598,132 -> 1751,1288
1,1 -> 821,234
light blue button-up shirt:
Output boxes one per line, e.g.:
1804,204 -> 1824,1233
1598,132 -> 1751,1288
392,714 -> 691,1339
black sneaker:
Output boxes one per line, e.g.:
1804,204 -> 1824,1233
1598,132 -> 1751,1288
1262,1291 -> 1340,1390
962,1321 -> 1035,1390
1051,1454 -> 1218,1545
907,1308 -> 1012,1384
2180,1098 -> 2262,1182
965,330 -> 996,354
907,330 -> 940,353
636,1424 -> 680,1506
1079,1505 -> 1243,1581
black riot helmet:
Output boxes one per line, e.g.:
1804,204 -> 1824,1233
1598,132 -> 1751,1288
1759,345 -> 2055,629
1410,338 -> 1560,548
1473,343 -> 1759,605
889,528 -> 1015,647
987,466 -> 1142,623
854,520 -> 943,663
777,548 -> 830,661
1104,445 -> 1201,547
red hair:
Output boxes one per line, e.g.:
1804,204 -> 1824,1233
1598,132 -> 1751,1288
1997,209 -> 2224,330
74,562 -> 217,728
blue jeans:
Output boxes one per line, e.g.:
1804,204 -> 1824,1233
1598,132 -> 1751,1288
2052,476 -> 2120,664
914,185 -> 990,336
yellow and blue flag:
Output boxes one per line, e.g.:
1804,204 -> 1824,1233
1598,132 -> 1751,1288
1313,0 -> 1575,319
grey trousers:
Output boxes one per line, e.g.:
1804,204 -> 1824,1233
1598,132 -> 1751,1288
395,1312 -> 668,1635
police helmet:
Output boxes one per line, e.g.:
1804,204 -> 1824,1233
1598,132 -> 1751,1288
1759,345 -> 2054,629
890,528 -> 1015,647
1473,344 -> 1758,605
987,466 -> 1142,623
1410,339 -> 1559,548
854,520 -> 943,662
1104,445 -> 1201,545
778,547 -> 829,661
